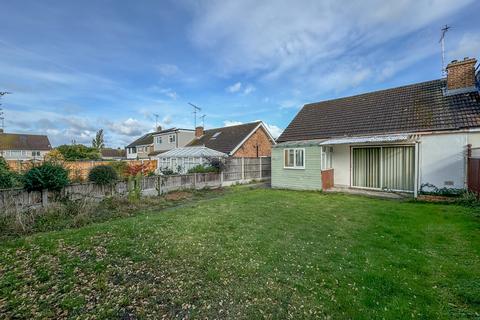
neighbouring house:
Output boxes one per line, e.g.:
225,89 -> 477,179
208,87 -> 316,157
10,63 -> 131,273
0,130 -> 52,161
125,132 -> 154,160
100,148 -> 126,160
125,126 -> 194,160
272,57 -> 480,197
156,146 -> 227,174
187,121 -> 276,157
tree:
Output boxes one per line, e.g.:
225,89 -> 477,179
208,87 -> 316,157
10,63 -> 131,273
44,149 -> 65,163
92,129 -> 105,149
56,144 -> 101,161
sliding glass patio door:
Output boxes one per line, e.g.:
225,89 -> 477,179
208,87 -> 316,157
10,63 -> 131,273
352,146 -> 415,192
352,147 -> 381,189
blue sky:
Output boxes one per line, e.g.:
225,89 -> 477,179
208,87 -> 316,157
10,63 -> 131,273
0,0 -> 479,147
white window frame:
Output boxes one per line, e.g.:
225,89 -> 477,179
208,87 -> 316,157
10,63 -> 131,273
156,136 -> 162,144
169,134 -> 176,143
283,148 -> 305,169
321,146 -> 333,170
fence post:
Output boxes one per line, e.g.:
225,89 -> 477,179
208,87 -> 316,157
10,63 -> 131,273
194,173 -> 197,189
220,170 -> 224,187
259,157 -> 262,180
241,157 -> 245,181
41,189 -> 48,207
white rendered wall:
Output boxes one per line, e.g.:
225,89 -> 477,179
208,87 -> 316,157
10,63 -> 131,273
419,133 -> 468,190
332,144 -> 350,187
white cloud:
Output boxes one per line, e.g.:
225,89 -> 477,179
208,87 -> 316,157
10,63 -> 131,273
223,120 -> 243,127
227,82 -> 242,93
106,118 -> 148,137
223,120 -> 283,138
188,0 -> 474,92
262,122 -> 283,139
162,115 -> 173,125
449,33 -> 480,62
160,88 -> 178,100
243,84 -> 255,95
156,63 -> 180,76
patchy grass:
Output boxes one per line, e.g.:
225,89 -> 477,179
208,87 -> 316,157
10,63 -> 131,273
0,188 -> 226,239
0,188 -> 479,319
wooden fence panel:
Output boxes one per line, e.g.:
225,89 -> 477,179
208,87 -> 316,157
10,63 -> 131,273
1,157 -> 271,214
468,158 -> 480,194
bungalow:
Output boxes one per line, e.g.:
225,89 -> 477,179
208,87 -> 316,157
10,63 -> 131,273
0,130 -> 52,161
272,57 -> 480,197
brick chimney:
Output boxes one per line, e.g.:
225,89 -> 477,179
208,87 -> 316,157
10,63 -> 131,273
446,57 -> 477,91
195,126 -> 204,138
156,125 -> 162,132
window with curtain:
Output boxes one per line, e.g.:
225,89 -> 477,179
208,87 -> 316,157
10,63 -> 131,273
284,148 -> 305,169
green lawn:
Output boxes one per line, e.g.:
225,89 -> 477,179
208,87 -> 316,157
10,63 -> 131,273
0,188 -> 479,319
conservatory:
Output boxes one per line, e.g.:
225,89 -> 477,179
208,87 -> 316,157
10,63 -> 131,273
156,146 -> 227,174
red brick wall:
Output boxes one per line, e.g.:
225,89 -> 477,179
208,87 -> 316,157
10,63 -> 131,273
446,58 -> 477,90
232,126 -> 273,157
321,169 -> 334,190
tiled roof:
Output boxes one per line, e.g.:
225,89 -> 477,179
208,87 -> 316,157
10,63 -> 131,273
100,148 -> 126,158
126,132 -> 154,148
187,121 -> 262,154
277,79 -> 480,142
126,128 -> 194,148
0,133 -> 52,151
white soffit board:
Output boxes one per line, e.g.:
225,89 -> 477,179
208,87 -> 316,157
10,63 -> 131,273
320,134 -> 411,145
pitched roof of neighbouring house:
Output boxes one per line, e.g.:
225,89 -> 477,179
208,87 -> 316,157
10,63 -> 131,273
126,127 -> 194,148
101,148 -> 126,158
277,79 -> 480,142
187,121 -> 269,154
0,133 -> 52,151
126,132 -> 154,148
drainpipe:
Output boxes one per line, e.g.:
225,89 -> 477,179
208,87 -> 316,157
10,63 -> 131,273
414,141 -> 420,198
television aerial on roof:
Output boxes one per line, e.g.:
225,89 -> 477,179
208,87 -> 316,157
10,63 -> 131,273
439,24 -> 451,77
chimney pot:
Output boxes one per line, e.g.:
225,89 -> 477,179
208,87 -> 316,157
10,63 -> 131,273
195,126 -> 204,138
446,57 -> 477,91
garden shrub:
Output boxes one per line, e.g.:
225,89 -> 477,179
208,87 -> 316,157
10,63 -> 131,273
206,157 -> 225,172
187,165 -> 218,174
160,168 -> 176,175
0,168 -> 16,189
0,157 -> 17,189
108,161 -> 129,179
88,165 -> 118,185
419,183 -> 464,197
23,162 -> 69,192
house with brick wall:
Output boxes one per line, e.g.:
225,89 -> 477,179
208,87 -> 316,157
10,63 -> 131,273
187,121 -> 276,157
272,57 -> 480,197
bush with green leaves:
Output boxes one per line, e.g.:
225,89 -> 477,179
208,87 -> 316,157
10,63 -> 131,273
56,144 -> 101,161
23,162 -> 69,192
0,157 -> 16,189
108,161 -> 129,179
88,165 -> 118,185
187,164 -> 218,174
